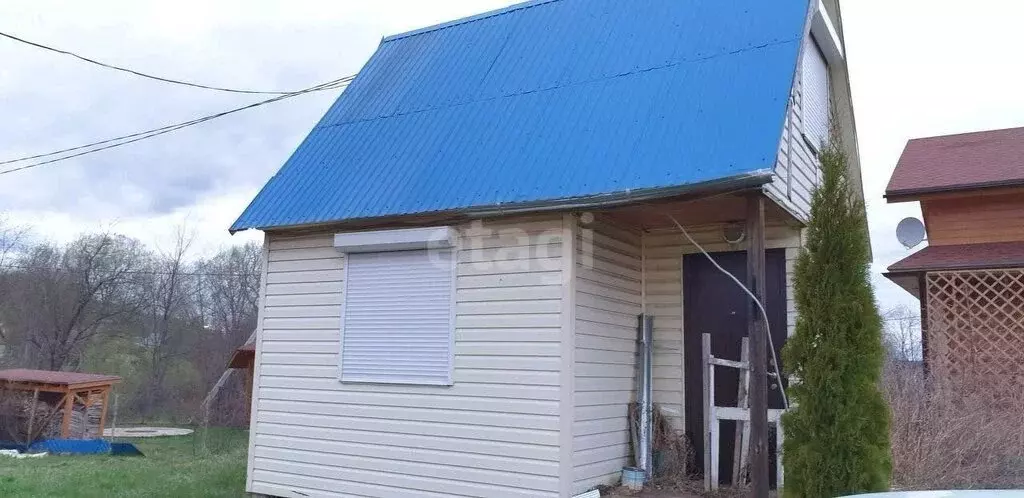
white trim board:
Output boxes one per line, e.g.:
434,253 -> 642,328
333,226 -> 456,253
812,0 -> 844,63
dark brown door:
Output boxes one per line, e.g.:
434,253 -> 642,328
683,249 -> 788,486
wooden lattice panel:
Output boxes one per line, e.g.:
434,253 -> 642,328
926,269 -> 1024,384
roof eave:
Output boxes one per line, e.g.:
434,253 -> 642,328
882,271 -> 921,299
887,261 -> 1024,274
232,170 -> 775,234
885,179 -> 1024,203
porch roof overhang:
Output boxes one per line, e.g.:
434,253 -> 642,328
884,241 -> 1024,298
228,343 -> 256,369
0,368 -> 121,393
261,172 -> 775,236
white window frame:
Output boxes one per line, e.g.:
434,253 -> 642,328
801,35 -> 831,155
336,227 -> 458,386
801,1 -> 844,156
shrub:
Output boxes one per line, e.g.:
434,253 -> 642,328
885,363 -> 1024,489
781,142 -> 891,497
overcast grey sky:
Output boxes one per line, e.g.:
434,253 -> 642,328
2,0 -> 1023,312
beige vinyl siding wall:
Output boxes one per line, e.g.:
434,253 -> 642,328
248,215 -> 566,498
642,222 -> 803,433
571,217 -> 642,494
766,34 -> 824,222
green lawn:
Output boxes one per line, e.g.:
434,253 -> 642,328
0,428 -> 248,498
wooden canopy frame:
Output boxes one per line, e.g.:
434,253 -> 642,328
0,369 -> 120,441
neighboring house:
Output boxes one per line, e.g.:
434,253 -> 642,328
885,126 -> 1024,385
231,1 -> 858,497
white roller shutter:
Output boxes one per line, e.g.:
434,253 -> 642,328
340,249 -> 454,385
802,36 -> 830,151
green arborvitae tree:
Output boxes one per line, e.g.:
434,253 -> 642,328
781,141 -> 891,497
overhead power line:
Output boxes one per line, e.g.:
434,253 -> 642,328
0,30 -> 338,95
0,75 -> 355,175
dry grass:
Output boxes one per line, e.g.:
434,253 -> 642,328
885,361 -> 1024,489
617,360 -> 1024,496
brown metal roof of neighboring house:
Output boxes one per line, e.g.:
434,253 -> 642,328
886,126 -> 1024,199
887,241 -> 1024,273
0,368 -> 121,387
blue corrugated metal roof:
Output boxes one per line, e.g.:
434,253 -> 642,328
232,0 -> 810,232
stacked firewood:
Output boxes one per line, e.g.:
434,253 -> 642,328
0,390 -> 57,443
0,390 -> 107,442
66,398 -> 104,439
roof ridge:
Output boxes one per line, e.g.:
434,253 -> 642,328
909,124 -> 1024,142
382,0 -> 562,43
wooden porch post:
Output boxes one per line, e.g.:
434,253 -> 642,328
60,388 -> 74,438
97,388 -> 110,439
918,272 -> 930,379
244,365 -> 254,422
25,388 -> 39,445
746,195 -> 769,497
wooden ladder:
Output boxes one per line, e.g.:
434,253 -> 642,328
702,332 -> 785,491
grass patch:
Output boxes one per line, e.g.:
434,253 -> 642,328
0,428 -> 247,498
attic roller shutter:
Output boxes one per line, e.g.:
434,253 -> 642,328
341,249 -> 454,385
802,36 -> 830,151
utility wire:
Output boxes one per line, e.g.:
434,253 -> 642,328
0,30 -> 337,95
668,214 -> 790,409
0,75 -> 354,175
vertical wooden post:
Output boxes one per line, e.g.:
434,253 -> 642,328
97,388 -> 110,439
918,272 -> 930,378
776,419 -> 785,488
746,195 -> 769,497
60,389 -> 74,438
83,391 -> 92,438
244,366 -> 254,423
25,388 -> 40,445
702,333 -> 712,491
733,336 -> 751,485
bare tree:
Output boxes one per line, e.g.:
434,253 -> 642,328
883,304 -> 922,362
0,221 -> 264,422
194,242 -> 262,389
200,242 -> 261,345
0,217 -> 29,361
6,233 -> 147,370
139,225 -> 200,416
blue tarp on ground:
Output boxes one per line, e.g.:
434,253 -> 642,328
29,439 -> 111,455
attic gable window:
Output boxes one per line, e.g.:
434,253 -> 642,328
335,227 -> 457,386
802,36 -> 830,153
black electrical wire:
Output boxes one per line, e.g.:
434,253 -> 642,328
0,76 -> 355,175
0,30 -> 338,95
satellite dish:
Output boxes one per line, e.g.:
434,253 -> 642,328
896,217 -> 926,249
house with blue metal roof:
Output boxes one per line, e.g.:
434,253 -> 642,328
235,1 -> 859,496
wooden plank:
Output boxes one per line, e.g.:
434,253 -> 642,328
83,391 -> 91,438
709,358 -> 748,369
702,333 -> 712,491
747,195 -> 769,498
710,418 -> 720,491
733,337 -> 750,485
25,388 -> 39,446
60,390 -> 74,438
776,419 -> 785,489
714,407 -> 785,422
97,388 -> 110,439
